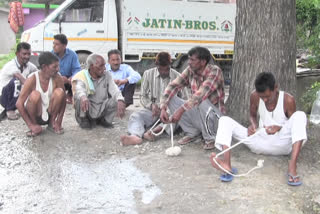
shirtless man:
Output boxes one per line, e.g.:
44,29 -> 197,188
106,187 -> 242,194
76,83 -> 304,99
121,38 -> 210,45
16,52 -> 66,137
210,72 -> 307,186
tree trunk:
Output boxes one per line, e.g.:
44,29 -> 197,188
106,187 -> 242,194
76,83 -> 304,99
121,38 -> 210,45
226,0 -> 296,124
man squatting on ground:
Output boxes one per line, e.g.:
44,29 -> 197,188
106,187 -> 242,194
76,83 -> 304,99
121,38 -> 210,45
160,46 -> 225,150
210,72 -> 307,186
52,34 -> 81,104
72,53 -> 126,129
106,49 -> 141,107
121,52 -> 188,146
0,42 -> 37,120
16,52 -> 66,137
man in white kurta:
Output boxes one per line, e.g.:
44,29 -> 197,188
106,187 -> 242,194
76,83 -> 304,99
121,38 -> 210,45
72,53 -> 126,129
210,72 -> 307,186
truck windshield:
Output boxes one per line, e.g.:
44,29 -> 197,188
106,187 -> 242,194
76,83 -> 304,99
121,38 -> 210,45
44,0 -> 74,23
53,0 -> 104,23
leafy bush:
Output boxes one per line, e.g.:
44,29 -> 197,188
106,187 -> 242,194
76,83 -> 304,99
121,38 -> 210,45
300,81 -> 320,114
0,38 -> 22,69
297,0 -> 320,68
0,48 -> 15,69
304,56 -> 320,68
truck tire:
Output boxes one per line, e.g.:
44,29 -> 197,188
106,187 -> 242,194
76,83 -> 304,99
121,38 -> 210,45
77,52 -> 90,69
30,55 -> 39,68
179,58 -> 189,73
174,55 -> 189,73
217,60 -> 232,85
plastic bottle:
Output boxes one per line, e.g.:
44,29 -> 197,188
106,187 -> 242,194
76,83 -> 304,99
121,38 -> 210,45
310,90 -> 320,125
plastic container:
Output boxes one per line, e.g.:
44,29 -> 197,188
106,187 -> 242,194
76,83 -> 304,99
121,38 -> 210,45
310,90 -> 320,125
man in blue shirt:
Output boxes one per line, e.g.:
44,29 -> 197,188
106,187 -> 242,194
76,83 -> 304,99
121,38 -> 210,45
106,49 -> 141,107
52,34 -> 81,104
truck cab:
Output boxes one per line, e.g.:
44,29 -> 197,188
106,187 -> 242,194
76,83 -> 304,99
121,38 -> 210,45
22,0 -> 118,65
22,0 -> 236,78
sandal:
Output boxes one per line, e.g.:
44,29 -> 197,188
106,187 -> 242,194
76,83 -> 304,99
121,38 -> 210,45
7,110 -> 19,120
287,173 -> 302,186
178,136 -> 200,145
47,126 -> 64,135
26,130 -> 38,137
203,140 -> 215,150
220,168 -> 238,182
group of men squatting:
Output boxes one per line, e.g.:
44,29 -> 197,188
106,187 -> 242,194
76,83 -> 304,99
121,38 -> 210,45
0,38 -> 307,186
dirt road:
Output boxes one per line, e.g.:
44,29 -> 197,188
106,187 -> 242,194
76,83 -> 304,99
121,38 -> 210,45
0,102 -> 320,214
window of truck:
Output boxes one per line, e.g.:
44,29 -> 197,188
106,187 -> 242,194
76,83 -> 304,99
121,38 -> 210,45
188,0 -> 210,2
53,0 -> 104,23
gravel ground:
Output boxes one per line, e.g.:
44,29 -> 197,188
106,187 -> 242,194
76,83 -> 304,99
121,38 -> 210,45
0,101 -> 320,214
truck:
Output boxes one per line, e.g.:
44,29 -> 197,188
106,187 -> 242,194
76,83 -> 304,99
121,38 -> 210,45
21,0 -> 236,79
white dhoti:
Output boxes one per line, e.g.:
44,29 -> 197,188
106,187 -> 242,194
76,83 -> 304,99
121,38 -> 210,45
215,111 -> 308,155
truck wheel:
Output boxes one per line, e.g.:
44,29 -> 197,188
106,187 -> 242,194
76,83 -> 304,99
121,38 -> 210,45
176,56 -> 189,73
77,52 -> 90,69
30,55 -> 40,68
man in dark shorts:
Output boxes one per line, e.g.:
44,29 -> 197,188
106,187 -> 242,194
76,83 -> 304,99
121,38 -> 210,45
16,52 -> 66,137
0,42 -> 37,120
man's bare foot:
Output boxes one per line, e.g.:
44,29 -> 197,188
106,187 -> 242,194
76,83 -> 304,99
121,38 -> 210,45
47,123 -> 64,135
210,152 -> 232,173
121,135 -> 143,146
66,95 -> 73,104
152,125 -> 163,134
143,125 -> 163,141
26,130 -> 41,137
143,130 -> 155,141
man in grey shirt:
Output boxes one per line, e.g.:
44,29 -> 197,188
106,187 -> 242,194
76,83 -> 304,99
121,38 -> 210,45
121,52 -> 187,145
72,53 -> 126,129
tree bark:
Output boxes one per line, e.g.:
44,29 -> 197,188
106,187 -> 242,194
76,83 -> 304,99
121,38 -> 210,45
226,0 -> 296,124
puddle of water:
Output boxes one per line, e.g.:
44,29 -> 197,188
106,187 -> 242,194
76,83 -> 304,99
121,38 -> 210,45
0,132 -> 161,214
58,158 -> 162,213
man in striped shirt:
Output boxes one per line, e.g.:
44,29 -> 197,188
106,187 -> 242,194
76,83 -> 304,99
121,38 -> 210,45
160,46 -> 225,150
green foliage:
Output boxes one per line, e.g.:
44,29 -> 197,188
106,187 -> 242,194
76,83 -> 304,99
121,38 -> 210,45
0,37 -> 21,69
0,0 -> 22,8
304,56 -> 320,68
0,0 -> 8,8
297,0 -> 320,66
0,48 -> 15,69
300,81 -> 320,114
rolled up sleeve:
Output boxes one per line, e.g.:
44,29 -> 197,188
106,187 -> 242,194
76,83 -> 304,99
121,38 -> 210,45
125,65 -> 141,84
106,71 -> 125,101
